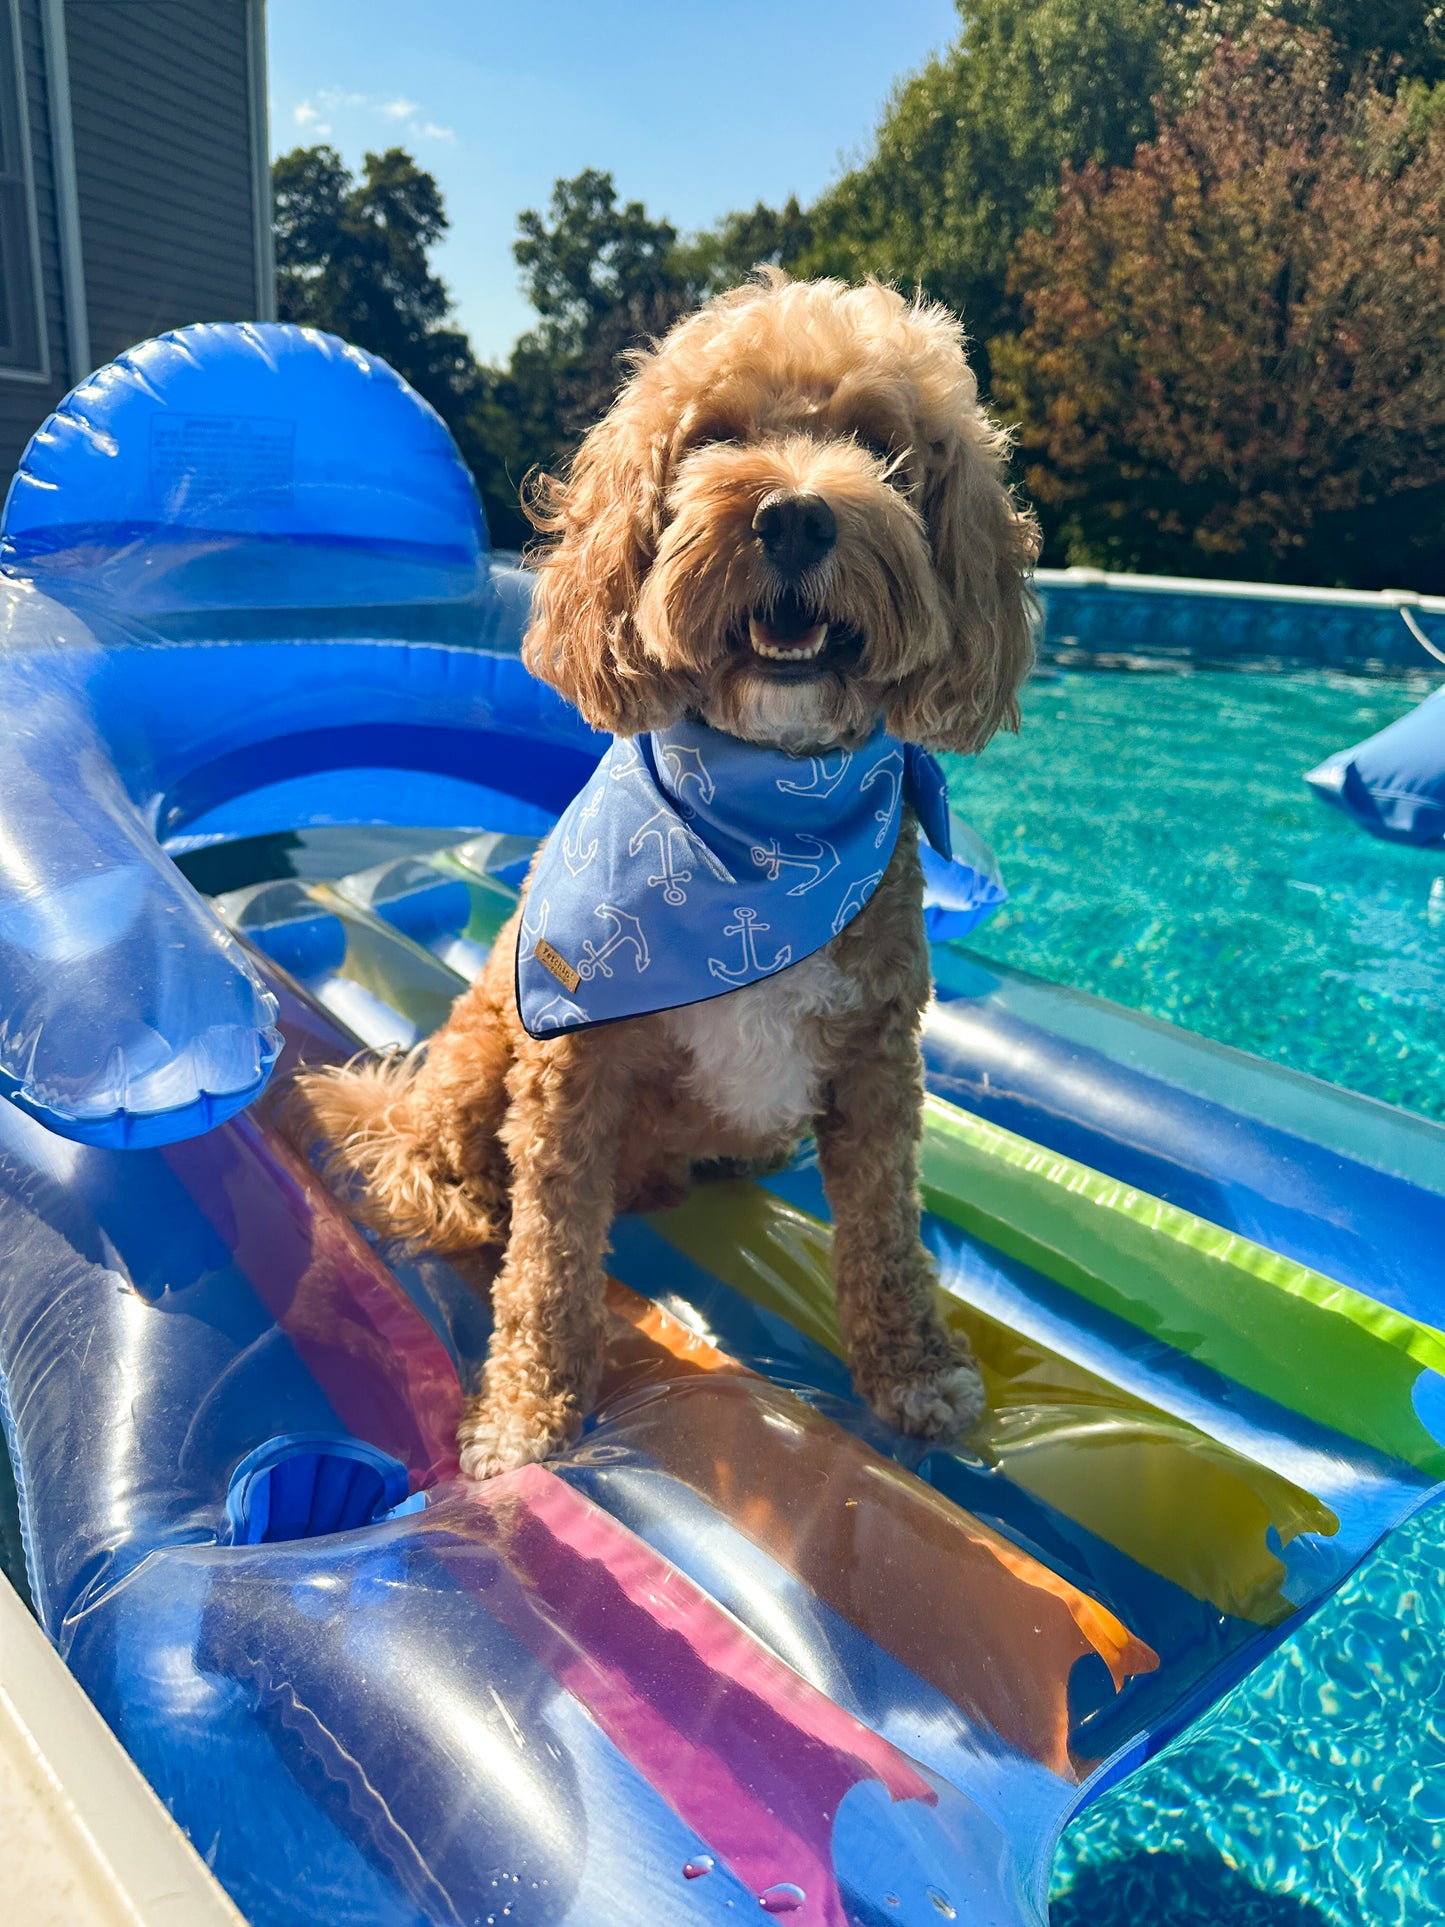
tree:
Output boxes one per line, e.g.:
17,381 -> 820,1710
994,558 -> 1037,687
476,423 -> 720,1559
273,144 -> 485,494
672,196 -> 814,298
507,168 -> 696,431
1169,1 -> 1445,90
789,1 -> 1443,381
795,0 -> 1177,373
991,27 -> 1445,589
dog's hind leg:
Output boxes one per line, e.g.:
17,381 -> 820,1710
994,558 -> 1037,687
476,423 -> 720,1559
458,1028 -> 629,1480
815,1003 -> 985,1441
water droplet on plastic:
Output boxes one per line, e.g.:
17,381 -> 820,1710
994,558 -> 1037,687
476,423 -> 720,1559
684,1856 -> 716,1880
927,1892 -> 956,1919
759,1885 -> 806,1914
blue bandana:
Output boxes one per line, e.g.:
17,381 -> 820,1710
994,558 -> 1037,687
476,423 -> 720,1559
515,717 -> 1003,1036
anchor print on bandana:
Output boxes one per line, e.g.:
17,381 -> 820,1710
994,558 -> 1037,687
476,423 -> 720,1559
832,870 -> 885,935
630,808 -> 730,906
520,892 -> 552,953
749,833 -> 841,897
658,738 -> 715,813
608,739 -> 647,784
515,715 -> 986,1037
562,787 -> 604,877
530,993 -> 587,1032
708,907 -> 792,985
775,746 -> 853,800
577,904 -> 650,983
860,750 -> 905,849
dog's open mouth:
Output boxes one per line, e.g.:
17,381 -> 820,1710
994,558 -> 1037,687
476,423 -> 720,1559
746,594 -> 851,679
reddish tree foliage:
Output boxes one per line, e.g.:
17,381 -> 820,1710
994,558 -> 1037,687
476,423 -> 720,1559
993,29 -> 1445,590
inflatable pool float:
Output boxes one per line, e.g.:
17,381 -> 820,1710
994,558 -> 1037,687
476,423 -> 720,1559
1305,680 -> 1445,846
2,325 -> 1444,1927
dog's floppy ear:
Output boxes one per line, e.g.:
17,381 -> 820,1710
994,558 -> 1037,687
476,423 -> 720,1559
887,427 -> 1039,754
523,401 -> 690,736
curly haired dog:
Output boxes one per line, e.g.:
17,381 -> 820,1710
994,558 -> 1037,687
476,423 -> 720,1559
289,272 -> 1037,1479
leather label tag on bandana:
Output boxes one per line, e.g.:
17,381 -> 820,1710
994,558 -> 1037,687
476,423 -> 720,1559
533,938 -> 581,994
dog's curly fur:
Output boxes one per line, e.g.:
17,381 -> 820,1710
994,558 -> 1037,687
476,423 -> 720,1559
287,273 -> 1038,1480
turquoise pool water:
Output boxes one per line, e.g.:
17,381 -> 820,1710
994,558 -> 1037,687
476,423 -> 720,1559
947,663 -> 1444,1922
945,666 -> 1444,1122
1051,1498 -> 1445,1927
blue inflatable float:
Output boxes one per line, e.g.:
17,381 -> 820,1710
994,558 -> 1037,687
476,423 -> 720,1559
2,324 -> 1444,1927
1306,680 -> 1445,845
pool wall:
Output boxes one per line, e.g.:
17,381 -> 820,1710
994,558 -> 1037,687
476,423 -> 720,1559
1034,568 -> 1445,673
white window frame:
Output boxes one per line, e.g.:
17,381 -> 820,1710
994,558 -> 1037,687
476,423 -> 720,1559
0,0 -> 49,382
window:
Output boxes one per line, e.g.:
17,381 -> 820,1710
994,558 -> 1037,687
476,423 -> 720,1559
0,0 -> 44,375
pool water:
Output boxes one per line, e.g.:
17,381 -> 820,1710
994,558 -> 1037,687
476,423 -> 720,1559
944,667 -> 1444,1122
1050,1497 -> 1445,1927
947,662 -> 1444,1923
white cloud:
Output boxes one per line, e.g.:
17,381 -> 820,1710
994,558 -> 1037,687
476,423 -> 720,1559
288,90 -> 454,148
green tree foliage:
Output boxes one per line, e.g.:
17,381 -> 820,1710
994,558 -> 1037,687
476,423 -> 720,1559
992,27 -> 1445,588
1171,1 -> 1445,89
273,145 -> 482,435
792,0 -> 1443,371
796,0 -> 1176,367
470,173 -> 813,546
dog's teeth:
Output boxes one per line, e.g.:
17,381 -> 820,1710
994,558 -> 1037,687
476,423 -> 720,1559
748,617 -> 828,662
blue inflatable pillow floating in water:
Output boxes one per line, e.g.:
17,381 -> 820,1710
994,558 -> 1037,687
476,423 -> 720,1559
1305,682 -> 1445,845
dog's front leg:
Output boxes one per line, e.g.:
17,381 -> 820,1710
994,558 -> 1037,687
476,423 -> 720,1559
817,1007 -> 985,1440
457,1032 -> 624,1480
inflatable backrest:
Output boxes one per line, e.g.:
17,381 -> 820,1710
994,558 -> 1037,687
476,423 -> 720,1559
0,324 -> 564,1149
2,322 -> 487,614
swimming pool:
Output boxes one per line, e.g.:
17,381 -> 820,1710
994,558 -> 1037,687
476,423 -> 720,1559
945,666 -> 1444,1123
950,663 -> 1445,1923
1051,1497 -> 1445,1927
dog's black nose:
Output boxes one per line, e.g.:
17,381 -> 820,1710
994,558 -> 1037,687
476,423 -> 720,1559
752,492 -> 837,578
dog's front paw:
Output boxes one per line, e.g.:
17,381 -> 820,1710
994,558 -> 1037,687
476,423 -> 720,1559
457,1398 -> 572,1482
873,1356 -> 986,1441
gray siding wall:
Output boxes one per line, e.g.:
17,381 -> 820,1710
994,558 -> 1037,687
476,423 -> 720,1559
0,0 -> 70,484
66,0 -> 262,369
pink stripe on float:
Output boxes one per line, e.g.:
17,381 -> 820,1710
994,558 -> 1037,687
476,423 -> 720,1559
164,1112 -> 462,1484
468,1465 -> 935,1926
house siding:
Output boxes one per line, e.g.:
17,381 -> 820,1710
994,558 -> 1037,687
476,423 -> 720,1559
0,0 -> 69,484
65,0 -> 262,368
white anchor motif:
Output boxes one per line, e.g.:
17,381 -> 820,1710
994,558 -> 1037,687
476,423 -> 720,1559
577,903 -> 650,981
658,741 -> 715,812
607,740 -> 647,783
748,832 -> 840,897
519,893 -> 551,950
832,871 -> 884,934
776,747 -> 853,800
628,808 -> 705,906
860,751 -> 904,848
531,993 -> 587,1031
561,787 -> 604,876
707,907 -> 792,985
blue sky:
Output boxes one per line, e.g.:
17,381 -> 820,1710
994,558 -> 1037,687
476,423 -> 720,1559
265,0 -> 960,364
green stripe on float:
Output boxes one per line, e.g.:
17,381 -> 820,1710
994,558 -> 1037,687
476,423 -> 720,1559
920,1096 -> 1445,1477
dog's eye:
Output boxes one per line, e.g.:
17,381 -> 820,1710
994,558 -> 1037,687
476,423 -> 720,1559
856,433 -> 896,464
689,428 -> 741,452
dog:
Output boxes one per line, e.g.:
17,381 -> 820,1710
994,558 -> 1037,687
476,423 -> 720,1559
288,272 -> 1037,1480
